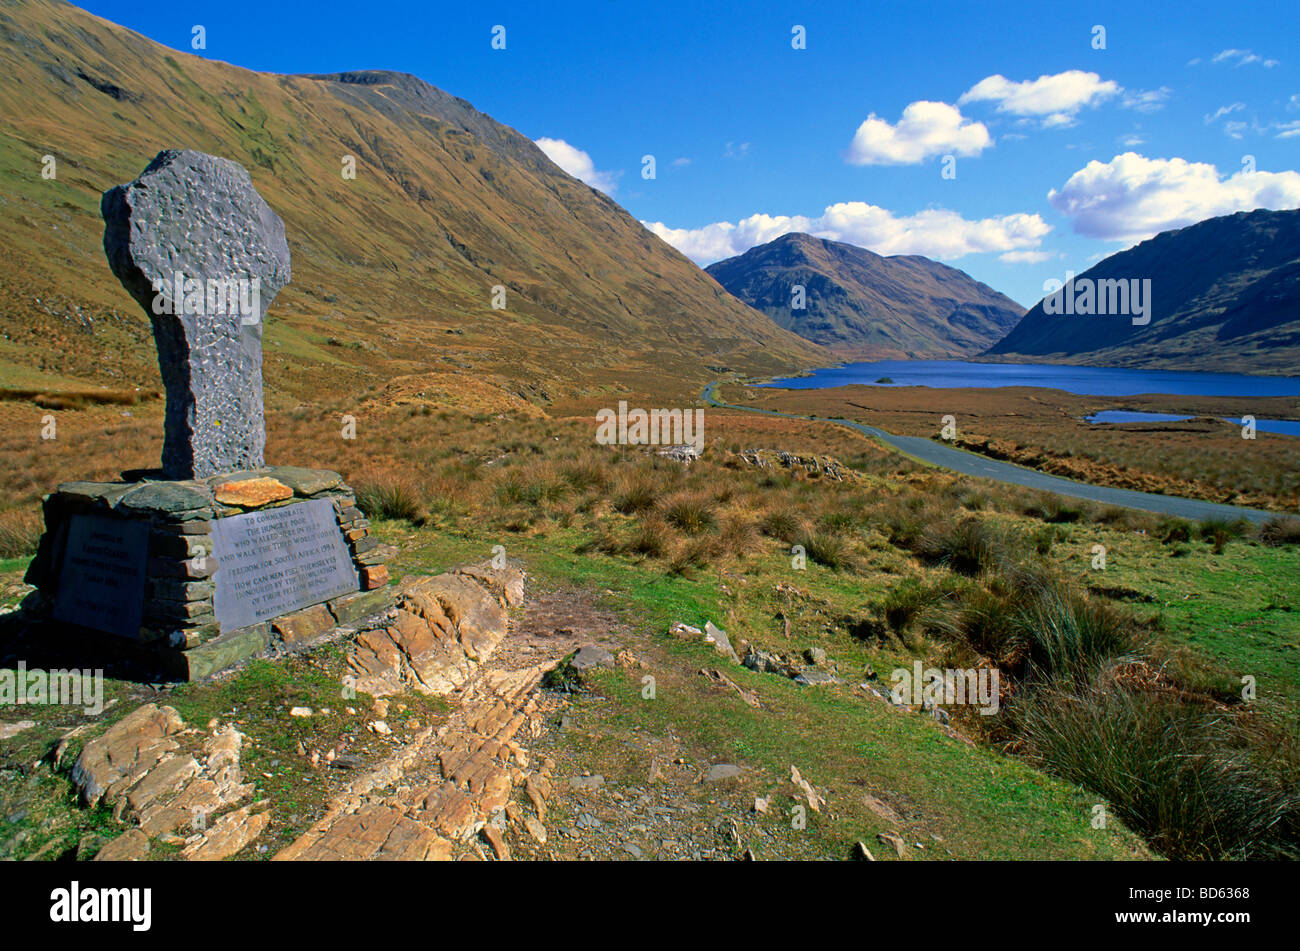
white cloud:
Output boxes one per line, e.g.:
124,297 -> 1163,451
1119,133 -> 1147,147
724,141 -> 751,159
845,100 -> 991,165
534,137 -> 620,195
644,203 -> 1050,266
1204,102 -> 1246,124
1212,48 -> 1279,68
1121,87 -> 1171,113
1048,152 -> 1300,241
999,250 -> 1053,264
960,70 -> 1120,127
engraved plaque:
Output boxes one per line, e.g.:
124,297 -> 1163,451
211,498 -> 358,633
53,514 -> 149,639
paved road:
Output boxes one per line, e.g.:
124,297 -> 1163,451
703,383 -> 1281,525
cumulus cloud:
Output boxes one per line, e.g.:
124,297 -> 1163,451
845,100 -> 991,165
960,70 -> 1120,127
643,203 -> 1049,265
1048,152 -> 1300,241
999,250 -> 1053,264
1212,48 -> 1278,68
534,137 -> 620,194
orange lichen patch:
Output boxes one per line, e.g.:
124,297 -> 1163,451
214,477 -> 293,507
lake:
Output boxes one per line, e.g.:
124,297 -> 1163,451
1087,409 -> 1300,437
763,360 -> 1300,398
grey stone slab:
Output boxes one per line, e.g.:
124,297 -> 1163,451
102,150 -> 291,479
211,497 -> 359,633
269,466 -> 343,496
52,514 -> 150,639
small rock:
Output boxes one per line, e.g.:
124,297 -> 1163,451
793,669 -> 843,686
753,796 -> 769,814
852,841 -> 875,861
289,707 -> 312,718
704,763 -> 745,783
0,720 -> 36,741
571,644 -> 616,671
524,816 -> 547,844
703,622 -> 740,662
877,831 -> 907,858
803,647 -> 827,666
369,720 -> 392,735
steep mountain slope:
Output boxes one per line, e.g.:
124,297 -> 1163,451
705,232 -> 1025,359
0,0 -> 824,409
987,209 -> 1300,375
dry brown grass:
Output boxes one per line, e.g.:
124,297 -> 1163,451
751,384 -> 1300,512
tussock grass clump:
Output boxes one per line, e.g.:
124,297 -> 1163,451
613,478 -> 661,515
667,535 -> 721,576
875,495 -> 949,549
1260,515 -> 1300,547
717,517 -> 760,560
353,472 -> 428,524
495,465 -> 568,507
1016,681 -> 1300,860
625,517 -> 671,558
796,528 -> 856,571
914,516 -> 1014,576
882,576 -> 966,635
561,456 -> 614,494
1022,491 -> 1088,524
0,509 -> 43,559
759,508 -> 805,544
1198,516 -> 1251,553
1009,579 -> 1139,684
662,494 -> 717,535
1156,515 -> 1194,545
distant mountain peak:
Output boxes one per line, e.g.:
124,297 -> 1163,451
706,234 -> 1024,359
986,207 -> 1300,375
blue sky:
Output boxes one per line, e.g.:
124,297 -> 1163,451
82,0 -> 1299,306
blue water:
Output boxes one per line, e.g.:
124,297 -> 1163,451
764,360 -> 1300,398
1087,409 -> 1300,437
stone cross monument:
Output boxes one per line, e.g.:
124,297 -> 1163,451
21,149 -> 396,680
101,149 -> 291,479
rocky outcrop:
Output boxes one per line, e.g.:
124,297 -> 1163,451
276,665 -> 557,861
346,561 -> 525,697
71,703 -> 268,861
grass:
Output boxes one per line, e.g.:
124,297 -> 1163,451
1,386 -> 1297,862
1016,680 -> 1300,860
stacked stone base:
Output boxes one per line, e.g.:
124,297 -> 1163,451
23,465 -> 397,680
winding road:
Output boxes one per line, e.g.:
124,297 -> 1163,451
703,383 -> 1282,525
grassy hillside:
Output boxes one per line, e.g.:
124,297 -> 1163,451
987,208 -> 1300,376
0,0 -> 824,411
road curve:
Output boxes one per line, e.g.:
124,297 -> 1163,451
703,383 -> 1282,526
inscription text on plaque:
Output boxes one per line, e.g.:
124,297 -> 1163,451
52,514 -> 150,639
212,498 -> 358,632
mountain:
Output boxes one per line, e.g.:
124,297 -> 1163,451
704,232 -> 1025,359
987,208 -> 1300,375
0,0 -> 824,410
